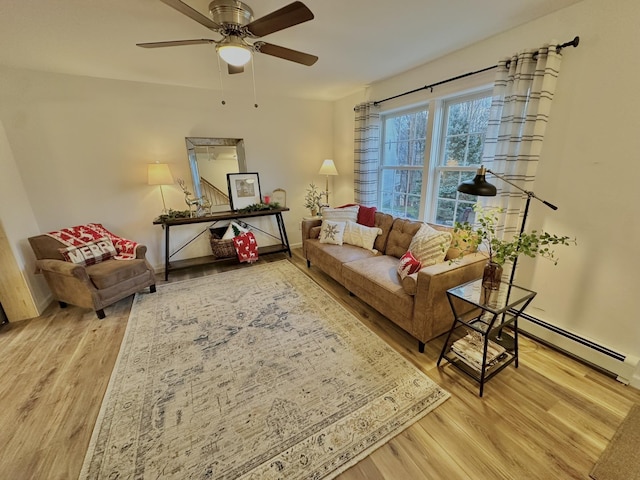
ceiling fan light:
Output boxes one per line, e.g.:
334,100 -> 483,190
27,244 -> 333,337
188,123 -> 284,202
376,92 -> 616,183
218,44 -> 252,67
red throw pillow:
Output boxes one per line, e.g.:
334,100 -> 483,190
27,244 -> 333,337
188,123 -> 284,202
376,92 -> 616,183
397,251 -> 422,279
337,203 -> 377,227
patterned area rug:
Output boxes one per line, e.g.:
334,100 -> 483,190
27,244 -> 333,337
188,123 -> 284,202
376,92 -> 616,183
80,260 -> 449,479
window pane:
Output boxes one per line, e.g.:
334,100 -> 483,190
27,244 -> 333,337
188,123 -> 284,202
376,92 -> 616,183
436,199 -> 456,225
465,134 -> 484,166
468,97 -> 491,133
382,110 -> 428,166
379,167 -> 422,220
438,171 -> 460,199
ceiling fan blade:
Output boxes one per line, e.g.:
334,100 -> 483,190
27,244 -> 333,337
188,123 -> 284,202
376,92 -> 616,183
255,42 -> 318,66
245,1 -> 314,38
159,0 -> 221,30
137,39 -> 216,48
228,64 -> 244,74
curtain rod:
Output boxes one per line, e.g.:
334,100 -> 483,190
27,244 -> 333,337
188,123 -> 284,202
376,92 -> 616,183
372,36 -> 580,107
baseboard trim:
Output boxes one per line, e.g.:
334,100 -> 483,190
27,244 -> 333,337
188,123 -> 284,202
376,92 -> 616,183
514,309 -> 638,386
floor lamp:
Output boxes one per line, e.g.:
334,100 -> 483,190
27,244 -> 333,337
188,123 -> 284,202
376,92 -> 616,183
457,166 -> 559,345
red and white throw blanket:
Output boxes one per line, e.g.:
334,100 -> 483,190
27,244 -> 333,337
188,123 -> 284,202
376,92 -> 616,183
46,223 -> 139,260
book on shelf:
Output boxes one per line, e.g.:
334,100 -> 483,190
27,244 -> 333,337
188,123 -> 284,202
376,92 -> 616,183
450,333 -> 507,372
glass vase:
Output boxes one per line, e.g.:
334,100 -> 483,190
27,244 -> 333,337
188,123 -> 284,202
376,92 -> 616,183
482,261 -> 503,290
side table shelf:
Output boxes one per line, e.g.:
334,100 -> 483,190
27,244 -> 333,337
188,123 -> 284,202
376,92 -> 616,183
153,208 -> 291,280
437,279 -> 536,397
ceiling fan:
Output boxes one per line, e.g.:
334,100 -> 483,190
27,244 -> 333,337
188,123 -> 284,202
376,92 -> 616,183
138,0 -> 318,74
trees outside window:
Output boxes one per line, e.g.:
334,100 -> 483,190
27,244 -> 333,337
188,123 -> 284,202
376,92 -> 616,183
378,90 -> 491,224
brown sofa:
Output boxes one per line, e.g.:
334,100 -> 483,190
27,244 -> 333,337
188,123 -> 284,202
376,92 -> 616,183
28,233 -> 156,319
302,212 -> 486,352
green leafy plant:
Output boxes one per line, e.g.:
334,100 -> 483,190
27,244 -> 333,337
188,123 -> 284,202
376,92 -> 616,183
303,183 -> 323,211
452,204 -> 576,266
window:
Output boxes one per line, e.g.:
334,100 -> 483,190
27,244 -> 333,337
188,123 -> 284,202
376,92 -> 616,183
378,90 -> 491,225
379,108 -> 427,219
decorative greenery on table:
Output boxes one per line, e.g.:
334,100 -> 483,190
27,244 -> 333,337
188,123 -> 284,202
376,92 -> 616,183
154,209 -> 192,223
237,202 -> 281,213
452,204 -> 576,266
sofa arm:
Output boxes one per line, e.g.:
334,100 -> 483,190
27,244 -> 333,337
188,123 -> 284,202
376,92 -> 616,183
36,259 -> 91,281
411,253 -> 487,343
302,219 -> 322,258
135,244 -> 148,259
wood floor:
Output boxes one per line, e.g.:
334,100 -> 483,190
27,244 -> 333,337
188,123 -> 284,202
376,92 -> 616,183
1,249 -> 638,479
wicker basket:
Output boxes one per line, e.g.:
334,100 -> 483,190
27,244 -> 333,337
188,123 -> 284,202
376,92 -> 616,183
209,227 -> 236,258
209,233 -> 237,259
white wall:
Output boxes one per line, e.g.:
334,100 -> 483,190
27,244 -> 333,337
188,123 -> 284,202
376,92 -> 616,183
0,67 -> 333,312
333,0 -> 640,378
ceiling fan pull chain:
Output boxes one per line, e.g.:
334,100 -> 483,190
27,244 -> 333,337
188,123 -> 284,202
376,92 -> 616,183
216,54 -> 227,105
251,56 -> 258,108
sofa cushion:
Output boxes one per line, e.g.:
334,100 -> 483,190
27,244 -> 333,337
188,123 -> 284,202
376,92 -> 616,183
343,221 -> 382,251
342,255 -> 415,333
319,220 -> 346,245
306,239 -> 377,284
385,218 -> 423,259
86,259 -> 151,290
408,223 -> 452,266
337,204 -> 377,227
372,212 -> 395,253
322,206 -> 359,223
397,251 -> 422,279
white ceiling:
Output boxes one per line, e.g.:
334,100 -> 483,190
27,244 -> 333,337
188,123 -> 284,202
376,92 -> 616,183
0,0 -> 582,101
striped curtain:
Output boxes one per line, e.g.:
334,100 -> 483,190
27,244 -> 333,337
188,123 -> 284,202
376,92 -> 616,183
353,102 -> 381,205
481,42 -> 563,252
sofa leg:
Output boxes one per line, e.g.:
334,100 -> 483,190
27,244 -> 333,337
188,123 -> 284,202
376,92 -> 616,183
150,284 -> 157,293
306,260 -> 311,268
58,301 -> 68,308
418,341 -> 425,353
96,309 -> 106,320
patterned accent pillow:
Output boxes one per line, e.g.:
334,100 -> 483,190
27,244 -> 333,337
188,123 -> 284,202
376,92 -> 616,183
322,206 -> 359,223
343,221 -> 382,251
407,223 -> 452,266
397,251 -> 422,279
319,220 -> 346,245
59,237 -> 117,266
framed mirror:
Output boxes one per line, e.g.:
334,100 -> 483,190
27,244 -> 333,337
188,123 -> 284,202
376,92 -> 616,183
185,137 -> 247,211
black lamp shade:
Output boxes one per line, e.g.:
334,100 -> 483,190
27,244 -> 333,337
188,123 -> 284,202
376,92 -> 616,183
457,168 -> 497,196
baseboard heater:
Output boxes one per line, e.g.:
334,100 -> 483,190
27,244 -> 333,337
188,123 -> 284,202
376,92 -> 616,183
510,309 -> 637,385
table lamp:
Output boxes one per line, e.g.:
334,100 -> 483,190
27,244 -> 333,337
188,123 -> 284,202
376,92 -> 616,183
148,163 -> 174,213
318,159 -> 338,206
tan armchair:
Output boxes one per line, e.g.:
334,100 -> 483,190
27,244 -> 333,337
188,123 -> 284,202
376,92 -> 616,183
28,226 -> 156,319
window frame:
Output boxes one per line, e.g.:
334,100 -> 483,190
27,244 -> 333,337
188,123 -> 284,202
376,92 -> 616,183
377,86 -> 492,225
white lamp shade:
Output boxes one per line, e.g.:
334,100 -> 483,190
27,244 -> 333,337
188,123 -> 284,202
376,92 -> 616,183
318,159 -> 338,176
218,45 -> 252,67
148,163 -> 174,185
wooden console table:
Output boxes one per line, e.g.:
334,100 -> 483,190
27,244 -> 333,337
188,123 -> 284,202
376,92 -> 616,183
153,207 -> 291,280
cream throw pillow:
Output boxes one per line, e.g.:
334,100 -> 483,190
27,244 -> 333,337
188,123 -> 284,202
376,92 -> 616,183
321,206 -> 359,223
343,221 -> 382,251
319,220 -> 346,245
408,223 -> 452,266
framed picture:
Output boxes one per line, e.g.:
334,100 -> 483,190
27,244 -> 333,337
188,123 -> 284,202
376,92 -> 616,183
227,172 -> 262,210
271,188 -> 287,208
